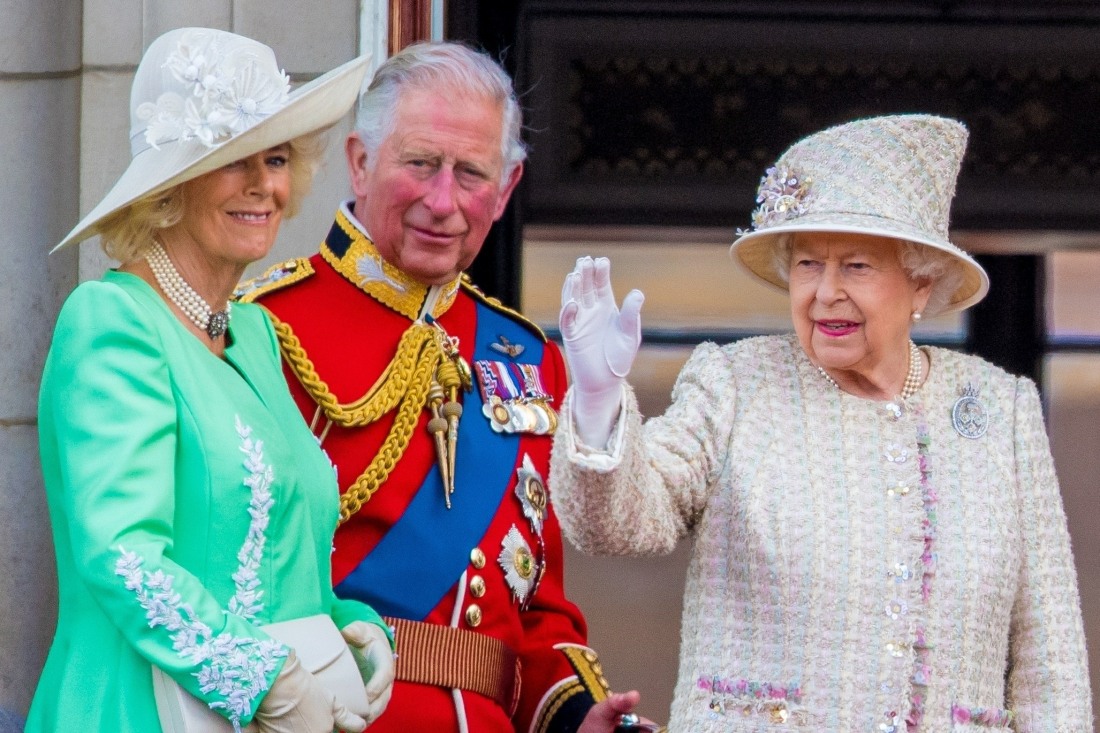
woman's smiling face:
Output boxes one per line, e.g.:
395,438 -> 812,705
170,144 -> 292,268
788,231 -> 931,383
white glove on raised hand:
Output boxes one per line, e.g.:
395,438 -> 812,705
255,650 -> 367,733
341,621 -> 396,726
559,256 -> 644,448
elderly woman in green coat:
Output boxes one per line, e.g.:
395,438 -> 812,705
30,28 -> 393,733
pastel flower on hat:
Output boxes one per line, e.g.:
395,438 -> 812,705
730,113 -> 991,314
751,165 -> 813,229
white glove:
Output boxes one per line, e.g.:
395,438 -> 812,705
341,621 -> 396,726
255,650 -> 367,733
559,256 -> 644,448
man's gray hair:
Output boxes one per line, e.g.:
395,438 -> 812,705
355,41 -> 527,182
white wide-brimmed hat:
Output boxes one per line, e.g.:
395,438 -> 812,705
729,114 -> 989,313
54,27 -> 371,251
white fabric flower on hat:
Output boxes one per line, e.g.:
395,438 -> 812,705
136,93 -> 187,151
208,58 -> 291,136
164,37 -> 227,99
183,96 -> 228,147
142,31 -> 291,150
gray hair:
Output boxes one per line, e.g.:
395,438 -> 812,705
355,42 -> 527,185
771,233 -> 966,317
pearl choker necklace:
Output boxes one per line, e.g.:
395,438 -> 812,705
817,340 -> 923,401
146,242 -> 231,339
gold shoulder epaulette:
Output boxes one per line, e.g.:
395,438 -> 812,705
460,275 -> 548,343
553,643 -> 611,702
234,258 -> 315,303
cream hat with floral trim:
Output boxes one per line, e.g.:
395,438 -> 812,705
729,114 -> 989,313
54,27 -> 370,251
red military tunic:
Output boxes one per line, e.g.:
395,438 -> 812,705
241,204 -> 609,732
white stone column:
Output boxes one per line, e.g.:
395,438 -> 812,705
0,0 -> 82,720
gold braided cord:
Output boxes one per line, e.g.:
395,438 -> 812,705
264,309 -> 453,522
268,311 -> 441,427
338,368 -> 434,522
435,358 -> 462,393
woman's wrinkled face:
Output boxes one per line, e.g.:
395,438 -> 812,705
788,232 -> 931,379
172,145 -> 292,268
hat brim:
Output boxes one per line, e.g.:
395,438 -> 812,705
54,53 -> 371,252
729,214 -> 990,314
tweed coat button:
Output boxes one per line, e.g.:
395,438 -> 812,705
886,482 -> 911,498
884,443 -> 909,463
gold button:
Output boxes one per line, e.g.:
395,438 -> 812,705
469,575 -> 486,598
465,604 -> 482,627
583,650 -> 598,662
470,548 -> 486,569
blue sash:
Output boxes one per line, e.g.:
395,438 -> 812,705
335,304 -> 544,619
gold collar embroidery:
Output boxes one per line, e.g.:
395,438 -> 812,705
321,207 -> 461,321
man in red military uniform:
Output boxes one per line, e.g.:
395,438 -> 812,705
240,42 -> 642,732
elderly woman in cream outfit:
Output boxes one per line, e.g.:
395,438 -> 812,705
551,115 -> 1091,732
29,28 -> 394,733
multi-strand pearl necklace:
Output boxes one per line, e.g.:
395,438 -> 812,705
817,340 -> 923,401
146,242 -> 231,339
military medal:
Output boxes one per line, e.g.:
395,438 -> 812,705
499,525 -> 538,606
951,382 -> 988,439
487,396 -> 512,429
514,363 -> 557,435
476,362 -> 514,433
474,360 -> 557,435
515,454 -> 547,536
509,401 -> 538,432
529,402 -> 552,434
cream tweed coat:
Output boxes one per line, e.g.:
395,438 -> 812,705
551,334 -> 1091,733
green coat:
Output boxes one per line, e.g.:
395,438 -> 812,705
28,271 -> 386,732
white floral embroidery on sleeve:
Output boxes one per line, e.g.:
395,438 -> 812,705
115,549 -> 286,731
229,416 -> 274,621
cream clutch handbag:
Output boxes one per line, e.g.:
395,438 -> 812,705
151,613 -> 369,732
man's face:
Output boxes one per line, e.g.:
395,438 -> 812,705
347,86 -> 522,285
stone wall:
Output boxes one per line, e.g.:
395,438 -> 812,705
0,0 -> 370,717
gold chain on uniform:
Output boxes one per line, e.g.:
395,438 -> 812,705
267,311 -> 462,523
